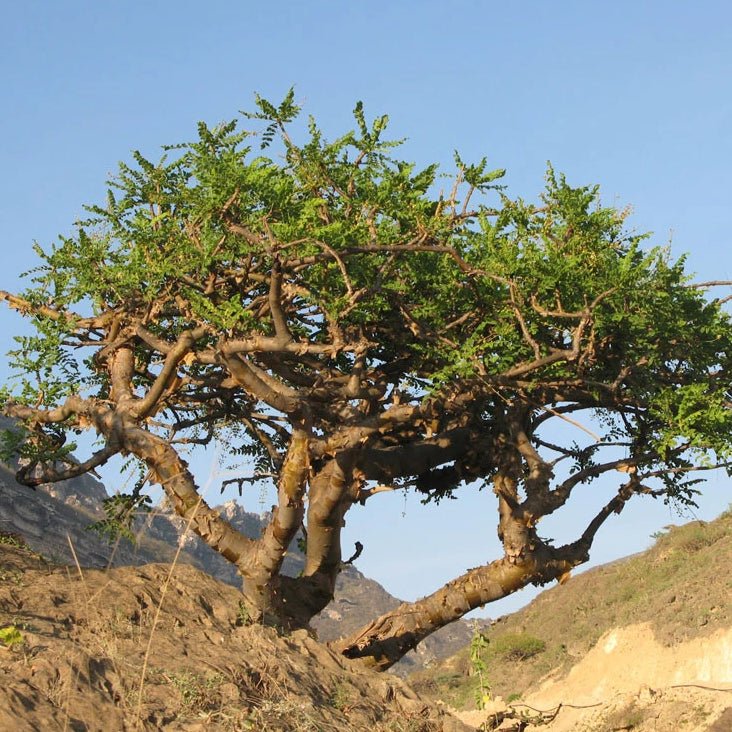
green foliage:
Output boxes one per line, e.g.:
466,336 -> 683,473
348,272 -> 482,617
0,532 -> 25,548
1,425 -> 75,467
9,95 -> 729,440
3,89 -> 732,586
244,86 -> 301,148
0,625 -> 24,648
167,670 -> 226,713
488,633 -> 546,662
235,601 -> 253,627
328,681 -> 352,710
296,534 -> 307,555
469,628 -> 491,710
0,427 -> 26,465
87,492 -> 152,545
651,383 -> 732,461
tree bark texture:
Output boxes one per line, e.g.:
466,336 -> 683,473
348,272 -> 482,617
333,551 -> 575,671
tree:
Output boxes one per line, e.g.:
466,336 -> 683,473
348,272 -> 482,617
2,91 -> 732,671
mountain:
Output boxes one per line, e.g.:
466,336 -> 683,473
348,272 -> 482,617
0,460 -> 155,570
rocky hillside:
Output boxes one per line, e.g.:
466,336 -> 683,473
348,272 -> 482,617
0,427 -> 472,675
0,539 -> 472,731
412,510 -> 732,731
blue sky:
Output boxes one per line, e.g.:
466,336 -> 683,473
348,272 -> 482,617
2,1 -> 732,614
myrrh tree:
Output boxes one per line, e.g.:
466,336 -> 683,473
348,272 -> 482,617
2,91 -> 732,670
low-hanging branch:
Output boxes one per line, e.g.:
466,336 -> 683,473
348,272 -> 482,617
16,444 -> 120,488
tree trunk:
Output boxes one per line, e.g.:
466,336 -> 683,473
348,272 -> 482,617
333,551 -> 574,671
235,453 -> 360,629
239,429 -> 310,623
299,454 -> 357,614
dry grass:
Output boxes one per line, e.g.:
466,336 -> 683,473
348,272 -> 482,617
133,495 -> 203,729
0,537 -> 456,731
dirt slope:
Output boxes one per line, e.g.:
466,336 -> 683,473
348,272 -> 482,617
413,510 -> 732,731
508,623 -> 732,731
0,539 -> 470,731
0,444 -> 473,676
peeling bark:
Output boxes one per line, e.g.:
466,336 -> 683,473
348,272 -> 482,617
99,413 -> 255,565
296,454 -> 358,616
333,552 -> 577,671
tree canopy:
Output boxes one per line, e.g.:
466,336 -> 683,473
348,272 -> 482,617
2,91 -> 732,670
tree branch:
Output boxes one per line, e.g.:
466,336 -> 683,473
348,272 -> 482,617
572,477 -> 639,554
15,444 -> 119,488
4,396 -> 90,425
220,472 -> 278,495
268,258 -> 293,342
539,457 -> 641,516
0,290 -> 113,329
135,327 -> 208,418
220,353 -> 301,414
357,428 -> 472,482
343,541 -> 363,565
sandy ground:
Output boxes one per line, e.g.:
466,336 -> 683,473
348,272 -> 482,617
456,623 -> 732,731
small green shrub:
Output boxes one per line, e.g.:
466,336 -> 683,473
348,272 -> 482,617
328,681 -> 352,710
167,671 -> 226,712
0,532 -> 31,551
0,625 -> 25,648
490,633 -> 546,661
236,600 -> 252,626
0,567 -> 23,585
469,628 -> 491,709
604,702 -> 645,730
434,672 -> 463,689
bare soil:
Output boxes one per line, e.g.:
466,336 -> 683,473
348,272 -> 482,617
0,456 -> 473,679
0,539 -> 470,731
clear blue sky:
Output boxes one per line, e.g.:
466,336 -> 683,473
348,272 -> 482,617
2,1 -> 731,615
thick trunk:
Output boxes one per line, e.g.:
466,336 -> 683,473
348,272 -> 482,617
239,430 -> 310,622
333,551 -> 575,671
231,455 -> 360,629
298,455 -> 357,616
106,414 -> 326,629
